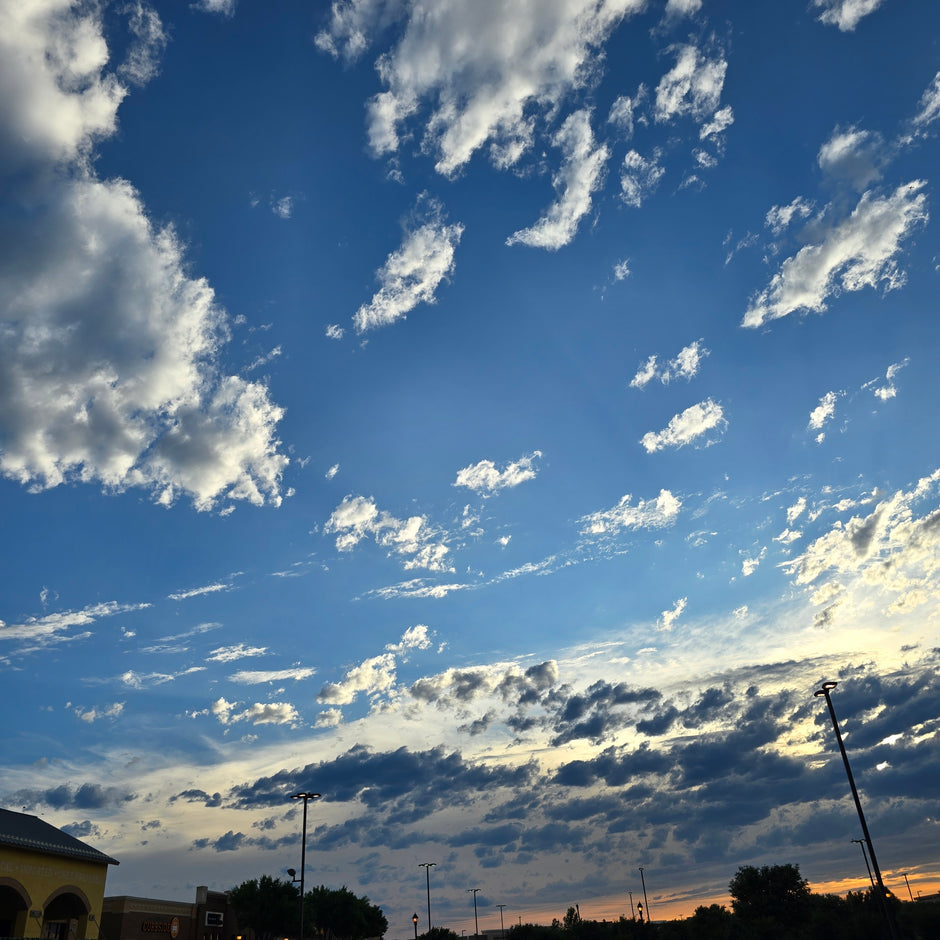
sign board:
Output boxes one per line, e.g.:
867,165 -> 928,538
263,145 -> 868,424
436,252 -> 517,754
205,913 -> 223,928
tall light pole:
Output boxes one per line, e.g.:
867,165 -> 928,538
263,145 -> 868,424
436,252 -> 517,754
901,873 -> 914,903
289,791 -> 321,940
467,889 -> 480,937
638,868 -> 650,923
852,838 -> 874,888
628,892 -> 635,922
814,681 -> 897,939
496,904 -> 507,937
420,863 -> 436,932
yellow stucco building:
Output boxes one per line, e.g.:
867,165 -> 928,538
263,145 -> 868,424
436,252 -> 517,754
0,809 -> 118,940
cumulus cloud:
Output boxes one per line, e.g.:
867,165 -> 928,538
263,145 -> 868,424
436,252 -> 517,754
74,702 -> 124,723
640,399 -> 726,452
506,110 -> 609,250
654,44 -> 727,125
869,357 -> 910,401
210,696 -> 299,726
629,340 -> 709,388
454,452 -> 542,494
316,0 -> 645,176
742,181 -> 928,328
353,199 -> 463,332
808,390 -> 841,441
619,148 -> 664,207
324,495 -> 452,572
0,2 -> 289,511
812,0 -> 886,32
657,596 -> 687,631
579,489 -> 681,536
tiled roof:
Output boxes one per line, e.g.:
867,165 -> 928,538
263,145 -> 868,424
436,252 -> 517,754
0,808 -> 119,866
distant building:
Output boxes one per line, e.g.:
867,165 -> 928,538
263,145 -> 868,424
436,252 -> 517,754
0,807 -> 119,940
100,887 -> 238,940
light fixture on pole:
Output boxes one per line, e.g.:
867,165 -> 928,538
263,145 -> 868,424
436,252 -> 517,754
412,913 -> 419,940
638,867 -> 650,923
289,791 -> 321,940
851,838 -> 874,888
814,682 -> 897,939
419,863 -> 436,932
901,873 -> 914,903
495,904 -> 507,937
467,889 -> 480,937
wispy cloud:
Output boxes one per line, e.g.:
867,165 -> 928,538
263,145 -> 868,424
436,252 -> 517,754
629,340 -> 709,388
229,667 -> 316,685
640,400 -> 726,452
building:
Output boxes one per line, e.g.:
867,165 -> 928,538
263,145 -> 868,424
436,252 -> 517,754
0,807 -> 119,940
100,887 -> 238,940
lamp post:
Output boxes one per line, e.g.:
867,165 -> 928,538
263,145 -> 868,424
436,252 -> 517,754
496,905 -> 507,937
412,913 -> 419,940
420,863 -> 436,932
851,838 -> 874,888
628,893 -> 635,922
814,681 -> 897,939
638,868 -> 650,923
289,791 -> 321,940
467,889 -> 480,937
901,873 -> 914,903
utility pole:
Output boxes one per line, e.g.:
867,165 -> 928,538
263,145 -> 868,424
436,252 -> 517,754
638,868 -> 650,923
496,904 -> 507,937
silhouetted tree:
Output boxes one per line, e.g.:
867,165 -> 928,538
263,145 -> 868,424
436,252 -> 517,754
229,875 -> 299,940
728,863 -> 811,928
418,928 -> 459,940
304,885 -> 388,939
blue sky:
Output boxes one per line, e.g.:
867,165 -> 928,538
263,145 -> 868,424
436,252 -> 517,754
2,0 -> 940,930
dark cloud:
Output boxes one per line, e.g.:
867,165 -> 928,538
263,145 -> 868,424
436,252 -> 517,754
12,782 -> 135,811
170,788 -> 222,806
549,681 -> 662,745
61,820 -> 102,839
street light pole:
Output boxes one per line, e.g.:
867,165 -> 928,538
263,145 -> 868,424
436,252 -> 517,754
628,893 -> 635,922
289,791 -> 321,940
638,868 -> 650,923
901,873 -> 914,903
412,913 -> 419,940
467,889 -> 480,937
496,904 -> 507,937
814,682 -> 897,939
852,838 -> 875,888
420,863 -> 436,932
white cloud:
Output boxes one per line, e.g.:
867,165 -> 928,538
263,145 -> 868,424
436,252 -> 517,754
74,702 -> 124,723
229,667 -> 316,684
808,390 -> 841,438
608,94 -> 640,138
325,324 -> 345,340
316,0 -> 646,176
817,127 -> 885,190
506,110 -> 609,250
629,340 -> 709,388
640,399 -> 726,452
168,582 -> 231,602
0,601 -> 150,644
454,451 -> 542,494
654,44 -> 727,124
215,699 -> 299,726
385,624 -> 433,654
207,644 -> 268,663
741,548 -> 766,576
319,652 -> 397,705
911,71 -> 940,132
657,596 -> 687,631
119,666 -> 205,689
786,497 -> 807,526
870,357 -> 910,401
765,197 -> 814,236
326,464 -> 340,479
812,0 -> 886,32
119,2 -> 167,87
0,3 -> 289,511
619,148 -> 665,207
192,0 -> 237,15
324,495 -> 452,572
699,104 -> 734,140
742,182 -> 928,328
271,196 -> 293,219
579,489 -> 681,536
664,0 -> 702,18
353,199 -> 464,332
613,259 -> 631,280
315,708 -> 343,728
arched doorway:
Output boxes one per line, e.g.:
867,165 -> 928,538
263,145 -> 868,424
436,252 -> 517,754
42,888 -> 91,940
0,879 -> 30,937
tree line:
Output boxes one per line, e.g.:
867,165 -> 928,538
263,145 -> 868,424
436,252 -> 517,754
228,875 -> 388,940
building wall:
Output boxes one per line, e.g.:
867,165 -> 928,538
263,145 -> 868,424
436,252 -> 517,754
0,844 -> 110,940
100,889 -> 236,940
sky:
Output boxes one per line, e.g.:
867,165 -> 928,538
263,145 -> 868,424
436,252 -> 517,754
2,0 -> 940,932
